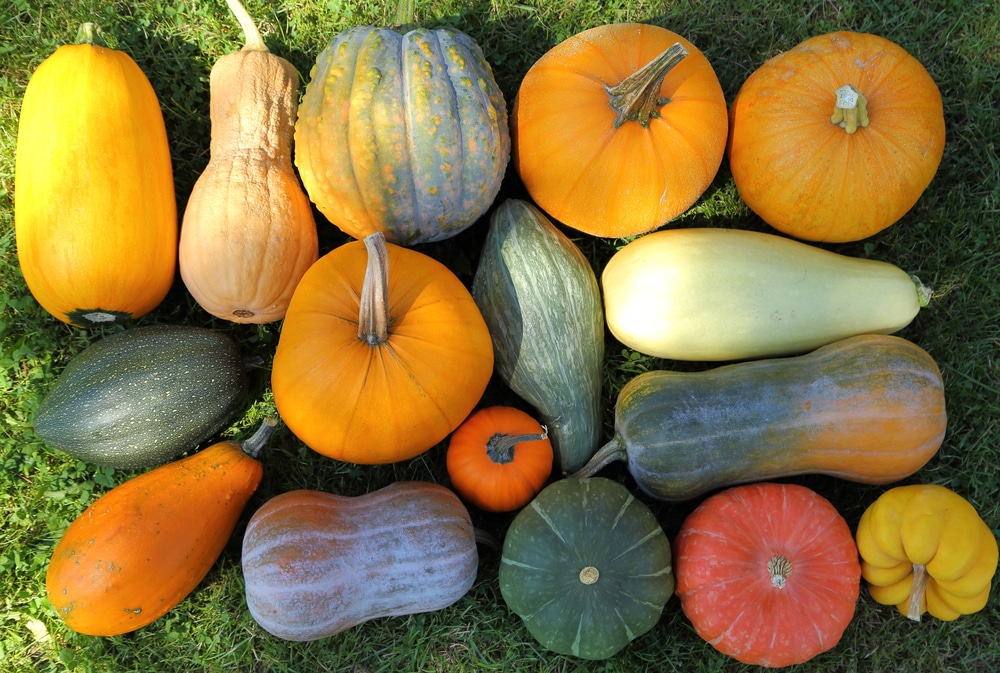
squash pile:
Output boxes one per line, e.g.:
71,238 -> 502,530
16,1 -> 995,667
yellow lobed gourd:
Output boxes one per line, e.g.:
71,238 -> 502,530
856,484 -> 998,621
179,0 -> 318,324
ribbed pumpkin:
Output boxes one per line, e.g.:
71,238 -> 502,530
14,24 -> 176,327
178,0 -> 318,324
446,405 -> 553,513
499,477 -> 674,660
271,232 -> 493,464
242,481 -> 479,641
512,23 -> 728,237
728,31 -> 945,242
293,15 -> 509,245
674,482 -> 861,667
46,420 -> 274,636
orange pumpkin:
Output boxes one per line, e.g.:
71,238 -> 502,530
512,23 -> 728,238
46,420 -> 274,636
271,232 -> 494,464
728,31 -> 945,243
14,23 -> 176,327
674,482 -> 861,667
446,406 -> 553,513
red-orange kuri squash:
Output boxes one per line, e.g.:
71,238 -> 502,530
512,23 -> 728,238
674,482 -> 861,667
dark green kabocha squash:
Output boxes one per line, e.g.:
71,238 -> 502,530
33,325 -> 248,469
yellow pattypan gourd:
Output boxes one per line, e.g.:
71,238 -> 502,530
856,484 -> 998,621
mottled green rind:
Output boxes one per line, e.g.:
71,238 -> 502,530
295,25 -> 509,245
33,325 -> 247,469
472,199 -> 604,474
498,477 -> 674,661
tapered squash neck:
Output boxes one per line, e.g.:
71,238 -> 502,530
359,232 -> 391,346
606,42 -> 688,129
830,84 -> 870,134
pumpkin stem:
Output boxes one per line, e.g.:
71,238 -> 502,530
474,527 -> 501,551
225,0 -> 269,53
568,435 -> 626,479
830,84 -> 870,134
579,566 -> 600,585
241,417 -> 278,459
486,426 -> 549,465
767,554 -> 793,589
75,23 -> 106,47
359,232 -> 391,346
911,274 -> 933,307
605,42 -> 688,129
393,0 -> 417,29
907,564 -> 929,621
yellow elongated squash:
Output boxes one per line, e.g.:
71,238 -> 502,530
14,24 -> 176,327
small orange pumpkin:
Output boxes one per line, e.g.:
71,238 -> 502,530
512,23 -> 728,238
446,406 -> 553,513
728,31 -> 945,242
271,232 -> 494,464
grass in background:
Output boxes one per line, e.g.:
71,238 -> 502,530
1,0 -> 999,671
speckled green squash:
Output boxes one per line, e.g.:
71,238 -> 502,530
33,325 -> 247,469
294,25 -> 509,245
499,477 -> 674,660
472,199 -> 604,475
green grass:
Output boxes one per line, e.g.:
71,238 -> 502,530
2,0 -> 999,671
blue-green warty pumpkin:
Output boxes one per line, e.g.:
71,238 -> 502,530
294,22 -> 510,246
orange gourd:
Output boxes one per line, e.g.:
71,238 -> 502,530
46,420 -> 275,636
512,23 -> 728,238
674,482 -> 861,667
271,232 -> 493,464
179,0 -> 318,323
446,406 -> 553,513
728,31 -> 945,242
14,23 -> 176,327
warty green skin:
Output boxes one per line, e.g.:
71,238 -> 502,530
33,325 -> 247,469
499,477 -> 674,660
472,199 -> 604,475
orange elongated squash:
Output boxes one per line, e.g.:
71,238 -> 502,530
14,23 -> 176,327
45,420 -> 274,636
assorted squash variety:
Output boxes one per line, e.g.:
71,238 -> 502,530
17,7 -> 989,668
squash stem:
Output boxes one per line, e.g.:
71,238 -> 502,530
830,84 -> 870,134
392,0 -> 417,31
486,427 -> 549,465
907,564 -> 929,621
767,554 -> 793,588
241,417 -> 278,459
225,0 -> 269,52
911,274 -> 933,307
75,22 -> 106,47
359,232 -> 391,346
568,435 -> 627,479
605,42 -> 688,129
474,527 -> 501,552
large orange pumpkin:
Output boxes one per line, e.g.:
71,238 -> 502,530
14,24 -> 177,327
271,233 -> 494,464
511,23 -> 728,238
728,31 -> 945,242
674,482 -> 861,667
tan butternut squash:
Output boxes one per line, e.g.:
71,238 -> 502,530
179,0 -> 318,324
